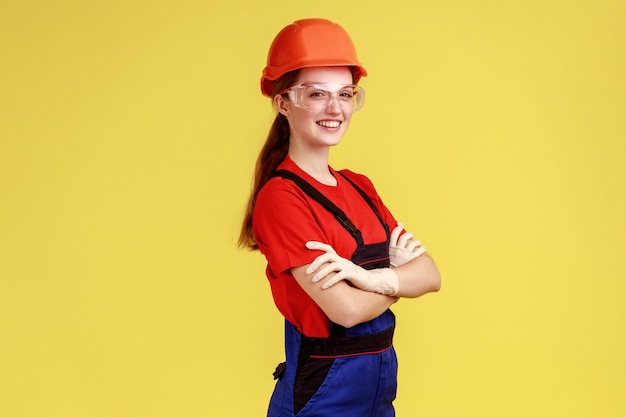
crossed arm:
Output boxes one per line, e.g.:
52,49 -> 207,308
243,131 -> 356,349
290,222 -> 441,329
290,265 -> 398,329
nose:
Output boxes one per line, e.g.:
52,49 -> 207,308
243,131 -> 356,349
326,95 -> 342,113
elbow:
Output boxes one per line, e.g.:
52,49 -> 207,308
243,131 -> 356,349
326,304 -> 364,329
431,271 -> 442,293
328,313 -> 360,330
403,254 -> 441,296
422,256 -> 441,294
405,270 -> 441,298
426,269 -> 441,294
333,317 -> 360,329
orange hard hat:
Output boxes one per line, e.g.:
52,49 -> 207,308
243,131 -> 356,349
261,18 -> 367,97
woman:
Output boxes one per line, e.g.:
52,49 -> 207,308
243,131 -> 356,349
239,18 -> 441,417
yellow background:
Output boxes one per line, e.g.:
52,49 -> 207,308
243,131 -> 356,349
1,0 -> 625,416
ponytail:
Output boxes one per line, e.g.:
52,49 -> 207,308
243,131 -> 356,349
238,70 -> 300,250
238,113 -> 290,250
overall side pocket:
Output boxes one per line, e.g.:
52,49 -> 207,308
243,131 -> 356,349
293,355 -> 335,414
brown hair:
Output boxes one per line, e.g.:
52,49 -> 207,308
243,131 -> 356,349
238,70 -> 301,250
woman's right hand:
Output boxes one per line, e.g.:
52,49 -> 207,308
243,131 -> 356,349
305,241 -> 399,296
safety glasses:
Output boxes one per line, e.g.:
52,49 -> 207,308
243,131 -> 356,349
279,83 -> 365,113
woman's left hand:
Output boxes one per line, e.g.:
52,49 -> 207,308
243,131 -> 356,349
389,222 -> 426,267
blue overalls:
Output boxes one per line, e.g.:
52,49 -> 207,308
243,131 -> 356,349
268,170 -> 398,417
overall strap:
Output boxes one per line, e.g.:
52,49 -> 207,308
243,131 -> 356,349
271,170 -> 364,246
336,171 -> 390,238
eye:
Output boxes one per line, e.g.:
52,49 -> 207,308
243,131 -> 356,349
309,90 -> 328,99
338,89 -> 355,100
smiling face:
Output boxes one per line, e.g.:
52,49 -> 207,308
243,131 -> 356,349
275,66 -> 355,152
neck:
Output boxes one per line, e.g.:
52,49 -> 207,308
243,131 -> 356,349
288,146 -> 336,186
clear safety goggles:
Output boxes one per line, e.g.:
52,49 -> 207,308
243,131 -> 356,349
279,83 -> 366,113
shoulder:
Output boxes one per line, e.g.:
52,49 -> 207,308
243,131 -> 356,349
254,175 -> 311,220
337,169 -> 378,194
256,175 -> 305,203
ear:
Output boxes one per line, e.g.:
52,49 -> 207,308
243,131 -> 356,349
274,94 -> 291,118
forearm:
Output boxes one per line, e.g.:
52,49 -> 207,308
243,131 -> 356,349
392,253 -> 441,298
291,265 -> 397,328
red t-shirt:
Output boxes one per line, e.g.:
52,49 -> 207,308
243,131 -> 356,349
253,157 -> 398,338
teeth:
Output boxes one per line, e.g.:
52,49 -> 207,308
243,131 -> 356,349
317,121 -> 341,128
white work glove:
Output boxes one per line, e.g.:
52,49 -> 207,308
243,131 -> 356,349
305,241 -> 399,296
389,222 -> 427,267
